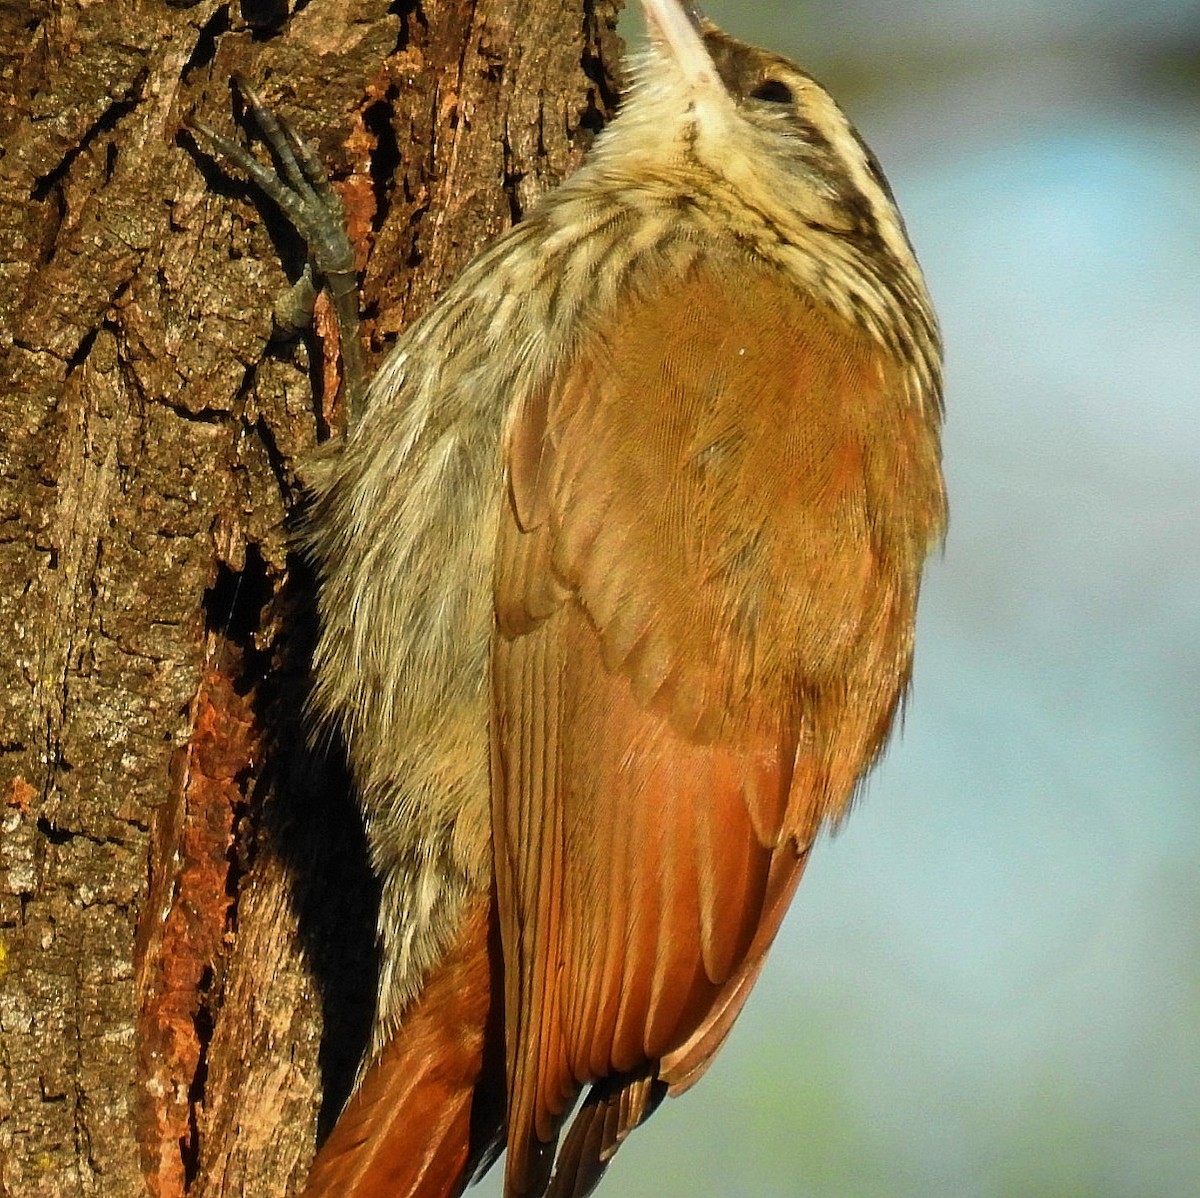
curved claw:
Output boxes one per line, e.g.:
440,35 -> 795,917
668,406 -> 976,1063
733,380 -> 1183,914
186,79 -> 367,426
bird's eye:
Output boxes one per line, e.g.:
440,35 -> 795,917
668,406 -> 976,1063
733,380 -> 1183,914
749,79 -> 794,105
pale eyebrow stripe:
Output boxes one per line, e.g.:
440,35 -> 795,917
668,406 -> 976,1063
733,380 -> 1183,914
802,84 -> 918,273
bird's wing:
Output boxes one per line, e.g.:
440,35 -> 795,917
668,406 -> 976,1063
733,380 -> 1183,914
493,255 -> 930,1197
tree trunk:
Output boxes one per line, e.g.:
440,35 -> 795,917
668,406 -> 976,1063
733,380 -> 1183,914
0,2 -> 622,1195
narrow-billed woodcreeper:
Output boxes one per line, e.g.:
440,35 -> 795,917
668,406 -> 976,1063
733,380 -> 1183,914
191,2 -> 945,1195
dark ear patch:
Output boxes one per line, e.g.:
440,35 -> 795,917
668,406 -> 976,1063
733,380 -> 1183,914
749,79 -> 794,105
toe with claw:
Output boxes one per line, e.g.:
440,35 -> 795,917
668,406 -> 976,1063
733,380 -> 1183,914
187,75 -> 367,424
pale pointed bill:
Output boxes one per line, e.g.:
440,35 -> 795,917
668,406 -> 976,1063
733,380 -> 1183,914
640,0 -> 723,91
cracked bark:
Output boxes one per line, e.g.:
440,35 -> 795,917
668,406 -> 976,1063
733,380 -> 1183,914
0,2 -> 623,1196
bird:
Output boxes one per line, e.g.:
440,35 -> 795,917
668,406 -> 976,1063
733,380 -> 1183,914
191,2 -> 946,1196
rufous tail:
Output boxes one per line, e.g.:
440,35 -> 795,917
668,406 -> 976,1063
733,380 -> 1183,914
299,893 -> 502,1198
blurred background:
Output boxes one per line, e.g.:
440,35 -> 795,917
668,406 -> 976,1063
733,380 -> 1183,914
482,1 -> 1200,1194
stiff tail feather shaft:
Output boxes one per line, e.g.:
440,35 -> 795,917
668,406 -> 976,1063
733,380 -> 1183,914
300,895 -> 502,1198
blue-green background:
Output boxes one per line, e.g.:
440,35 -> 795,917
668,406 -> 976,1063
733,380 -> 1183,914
484,2 -> 1200,1193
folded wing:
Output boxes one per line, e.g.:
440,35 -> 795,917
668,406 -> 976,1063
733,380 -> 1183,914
492,254 -> 944,1198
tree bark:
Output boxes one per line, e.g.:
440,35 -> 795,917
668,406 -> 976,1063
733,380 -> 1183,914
0,3 -> 622,1195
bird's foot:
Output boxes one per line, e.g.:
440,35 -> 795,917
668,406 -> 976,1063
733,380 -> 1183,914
187,74 -> 367,424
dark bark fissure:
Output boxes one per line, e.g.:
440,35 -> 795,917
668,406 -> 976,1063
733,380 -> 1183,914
181,8 -> 233,84
30,84 -> 146,205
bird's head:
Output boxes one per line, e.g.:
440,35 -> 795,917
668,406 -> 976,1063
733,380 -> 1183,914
596,0 -> 926,301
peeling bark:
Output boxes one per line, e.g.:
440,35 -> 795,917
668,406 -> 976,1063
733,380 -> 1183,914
0,2 -> 623,1195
